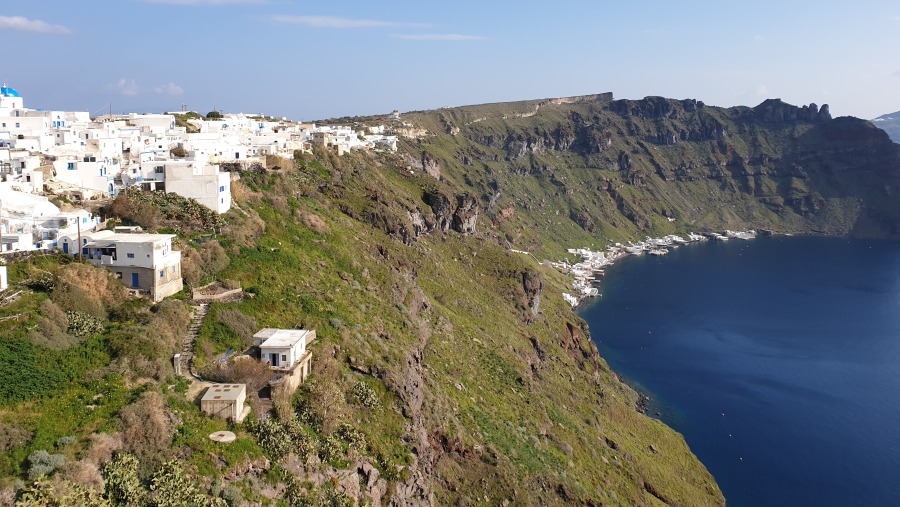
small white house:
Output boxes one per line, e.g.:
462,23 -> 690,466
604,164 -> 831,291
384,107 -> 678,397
253,328 -> 316,393
254,328 -> 315,371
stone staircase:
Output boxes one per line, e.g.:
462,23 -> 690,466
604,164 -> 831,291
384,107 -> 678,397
180,303 -> 209,380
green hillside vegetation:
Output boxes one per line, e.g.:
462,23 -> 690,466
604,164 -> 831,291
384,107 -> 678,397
0,94 -> 898,505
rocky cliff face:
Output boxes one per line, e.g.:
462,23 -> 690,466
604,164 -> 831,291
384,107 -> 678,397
399,95 -> 900,244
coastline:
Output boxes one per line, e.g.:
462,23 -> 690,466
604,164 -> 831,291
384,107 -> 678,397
554,229 -> 762,307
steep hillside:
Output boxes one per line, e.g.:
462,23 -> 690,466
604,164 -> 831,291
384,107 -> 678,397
2,94 -> 898,506
872,111 -> 900,144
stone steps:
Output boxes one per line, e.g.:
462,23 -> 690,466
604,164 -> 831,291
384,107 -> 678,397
179,303 -> 209,380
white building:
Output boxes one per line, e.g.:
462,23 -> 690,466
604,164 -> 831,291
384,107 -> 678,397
0,188 -> 97,252
137,156 -> 231,213
254,328 -> 316,385
59,230 -> 183,301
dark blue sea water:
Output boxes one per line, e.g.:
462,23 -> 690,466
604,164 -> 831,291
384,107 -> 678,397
578,236 -> 900,507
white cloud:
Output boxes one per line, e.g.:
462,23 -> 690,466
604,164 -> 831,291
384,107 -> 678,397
756,85 -> 770,97
272,15 -> 428,29
391,33 -> 485,41
144,0 -> 266,5
107,78 -> 139,96
0,15 -> 71,35
154,83 -> 184,95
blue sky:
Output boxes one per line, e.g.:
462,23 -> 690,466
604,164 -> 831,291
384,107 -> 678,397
2,1 -> 898,120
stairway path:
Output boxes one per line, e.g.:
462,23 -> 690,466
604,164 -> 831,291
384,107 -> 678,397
179,303 -> 209,380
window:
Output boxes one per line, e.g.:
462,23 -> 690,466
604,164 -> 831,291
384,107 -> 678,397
159,270 -> 164,279
219,185 -> 225,192
126,253 -> 135,259
155,166 -> 164,173
67,162 -> 74,170
281,354 -> 287,363
15,123 -> 20,128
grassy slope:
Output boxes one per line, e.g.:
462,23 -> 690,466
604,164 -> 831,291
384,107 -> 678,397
191,154 -> 724,505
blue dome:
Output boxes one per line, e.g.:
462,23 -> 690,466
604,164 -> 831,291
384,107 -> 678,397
1,86 -> 20,97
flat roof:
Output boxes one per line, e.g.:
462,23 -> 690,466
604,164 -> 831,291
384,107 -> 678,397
255,328 -> 314,349
78,230 -> 175,245
201,384 -> 246,402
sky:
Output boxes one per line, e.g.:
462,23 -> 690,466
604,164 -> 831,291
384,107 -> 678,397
1,1 -> 898,121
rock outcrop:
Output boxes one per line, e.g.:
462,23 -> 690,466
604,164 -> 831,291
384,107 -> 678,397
754,98 -> 832,122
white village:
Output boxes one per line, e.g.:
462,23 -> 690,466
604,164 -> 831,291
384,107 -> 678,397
0,83 -> 397,259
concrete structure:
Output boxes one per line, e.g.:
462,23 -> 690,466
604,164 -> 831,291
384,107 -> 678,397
59,230 -> 183,301
200,383 -> 249,423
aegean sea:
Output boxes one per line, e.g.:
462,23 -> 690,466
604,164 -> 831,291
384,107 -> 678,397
580,236 -> 900,506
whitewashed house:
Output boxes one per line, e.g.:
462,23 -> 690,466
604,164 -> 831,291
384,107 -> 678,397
59,230 -> 183,301
136,155 -> 231,213
254,328 -> 316,390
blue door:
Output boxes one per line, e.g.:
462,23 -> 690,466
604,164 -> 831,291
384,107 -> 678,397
62,242 -> 68,254
131,273 -> 139,288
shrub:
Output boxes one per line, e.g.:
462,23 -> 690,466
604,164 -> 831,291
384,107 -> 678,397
29,299 -> 76,349
51,282 -> 105,319
246,419 -> 291,460
102,453 -> 145,506
26,271 -> 56,292
57,459 -> 104,492
0,422 -> 32,452
16,477 -> 109,507
317,435 -> 343,463
27,450 -> 66,479
295,349 -> 346,434
118,391 -> 176,461
55,436 -> 76,448
66,311 -> 104,338
336,423 -> 366,452
222,209 -> 265,250
203,357 -> 272,393
350,381 -> 379,409
83,433 -> 123,466
150,460 -> 227,507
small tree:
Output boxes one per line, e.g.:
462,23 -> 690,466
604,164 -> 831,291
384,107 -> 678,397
206,111 -> 222,120
297,347 -> 346,434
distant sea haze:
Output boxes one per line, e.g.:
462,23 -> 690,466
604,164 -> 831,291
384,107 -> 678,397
579,236 -> 900,507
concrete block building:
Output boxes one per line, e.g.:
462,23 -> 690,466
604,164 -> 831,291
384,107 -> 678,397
200,383 -> 249,423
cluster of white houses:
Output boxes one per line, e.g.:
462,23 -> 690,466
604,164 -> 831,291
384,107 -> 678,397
0,84 -> 398,254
